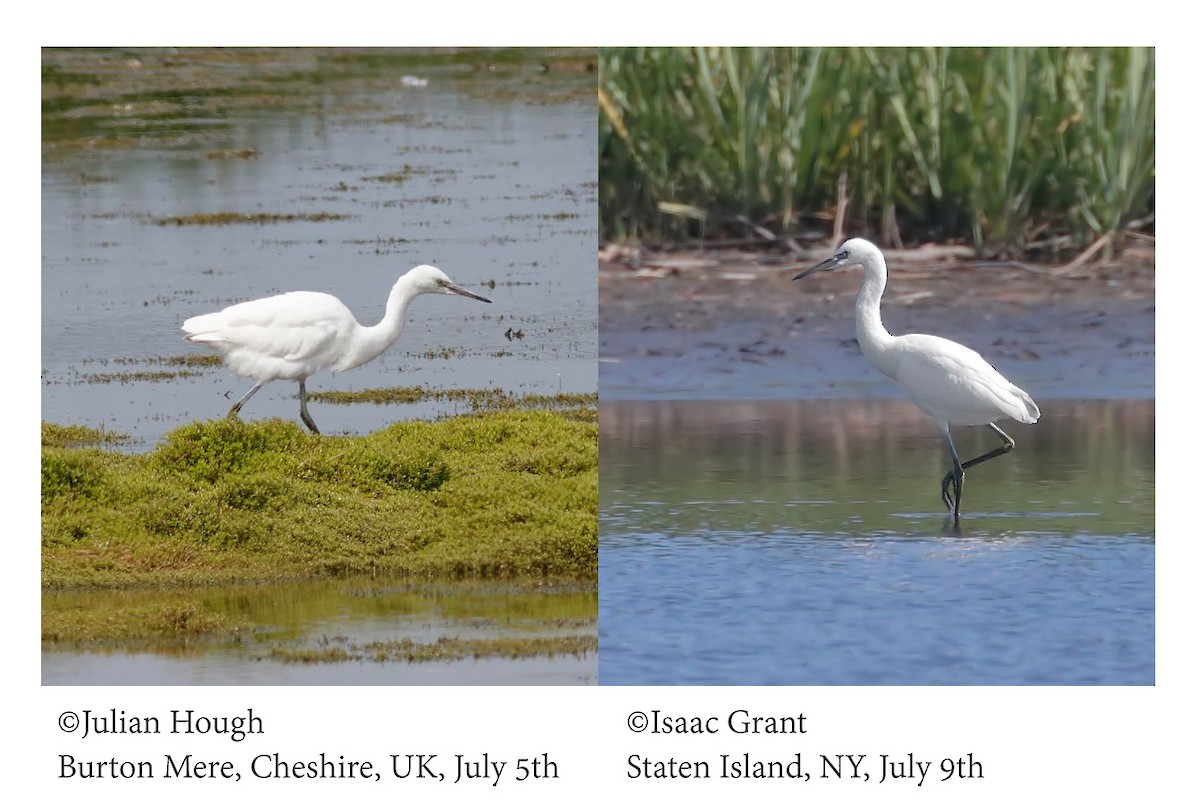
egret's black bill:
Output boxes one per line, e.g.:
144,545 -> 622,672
448,284 -> 492,303
794,254 -> 841,281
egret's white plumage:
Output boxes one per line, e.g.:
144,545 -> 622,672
796,238 -> 1039,519
183,264 -> 491,433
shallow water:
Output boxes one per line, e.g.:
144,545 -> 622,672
42,49 -> 597,449
599,399 -> 1154,685
42,651 -> 594,686
43,579 -> 597,685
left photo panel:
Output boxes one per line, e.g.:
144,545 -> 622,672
41,48 -> 598,684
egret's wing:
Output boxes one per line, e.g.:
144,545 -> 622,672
254,319 -> 342,363
894,335 -> 1038,425
182,292 -> 352,374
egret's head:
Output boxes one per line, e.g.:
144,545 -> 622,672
408,264 -> 492,303
794,238 -> 880,280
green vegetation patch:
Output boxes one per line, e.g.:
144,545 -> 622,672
80,369 -> 204,384
311,386 -> 597,421
601,47 -> 1154,258
363,166 -> 457,184
204,148 -> 260,160
270,634 -> 597,664
154,212 -> 348,226
121,354 -> 225,368
42,423 -> 134,449
42,411 -> 598,590
42,48 -> 594,154
43,599 -> 247,648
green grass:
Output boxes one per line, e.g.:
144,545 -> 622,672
600,47 -> 1154,258
42,411 -> 597,589
42,423 -> 134,449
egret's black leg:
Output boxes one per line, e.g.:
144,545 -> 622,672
227,382 -> 264,420
940,469 -> 964,518
940,471 -> 957,512
298,378 -> 321,435
939,426 -> 965,519
939,423 -> 1016,518
959,423 -> 1015,471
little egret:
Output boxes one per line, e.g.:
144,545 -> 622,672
795,238 -> 1039,520
182,264 -> 491,434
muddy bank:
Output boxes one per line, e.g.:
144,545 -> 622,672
599,244 -> 1155,400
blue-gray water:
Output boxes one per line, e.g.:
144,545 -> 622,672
41,650 -> 594,686
600,399 -> 1154,685
42,49 -> 597,449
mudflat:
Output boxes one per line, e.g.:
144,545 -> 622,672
599,242 -> 1155,400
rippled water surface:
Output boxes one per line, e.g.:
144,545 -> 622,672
42,49 -> 597,448
44,580 -> 597,685
600,399 -> 1154,685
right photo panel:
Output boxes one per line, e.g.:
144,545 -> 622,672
598,47 -> 1154,685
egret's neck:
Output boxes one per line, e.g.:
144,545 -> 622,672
343,276 -> 422,370
854,254 -> 897,378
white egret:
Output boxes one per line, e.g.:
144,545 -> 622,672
795,238 -> 1039,520
182,264 -> 491,434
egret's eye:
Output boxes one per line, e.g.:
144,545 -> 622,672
836,251 -> 849,261
436,279 -> 447,286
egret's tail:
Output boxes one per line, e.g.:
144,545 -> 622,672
181,313 -> 227,343
1014,388 -> 1040,424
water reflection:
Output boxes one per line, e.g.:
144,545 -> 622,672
43,650 -> 595,686
602,399 -> 1153,533
600,399 -> 1154,684
44,579 -> 597,686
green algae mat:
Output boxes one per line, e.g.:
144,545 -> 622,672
42,410 -> 597,591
